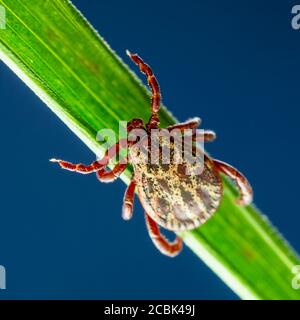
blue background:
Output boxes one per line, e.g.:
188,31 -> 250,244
0,0 -> 299,299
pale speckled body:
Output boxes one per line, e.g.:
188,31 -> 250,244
128,134 -> 223,231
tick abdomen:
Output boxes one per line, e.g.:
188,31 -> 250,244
132,141 -> 223,231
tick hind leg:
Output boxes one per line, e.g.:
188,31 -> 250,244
145,213 -> 182,257
126,50 -> 161,130
213,159 -> 253,206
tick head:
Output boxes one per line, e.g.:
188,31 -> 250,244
127,118 -> 144,132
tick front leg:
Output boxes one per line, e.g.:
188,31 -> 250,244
213,159 -> 253,206
122,179 -> 136,220
126,50 -> 161,129
145,213 -> 182,257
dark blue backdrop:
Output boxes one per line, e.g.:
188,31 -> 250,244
0,0 -> 299,299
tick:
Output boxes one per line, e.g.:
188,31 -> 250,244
51,50 -> 253,257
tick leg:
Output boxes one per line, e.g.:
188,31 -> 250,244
122,179 -> 136,220
167,117 -> 201,130
126,50 -> 161,129
193,130 -> 216,142
145,213 -> 182,257
50,139 -> 128,174
96,163 -> 127,183
167,118 -> 216,142
49,158 -> 104,174
213,159 -> 253,206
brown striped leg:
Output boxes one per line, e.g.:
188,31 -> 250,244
96,163 -> 127,183
167,117 -> 201,130
122,179 -> 136,220
213,159 -> 253,206
193,130 -> 216,142
126,50 -> 161,129
145,213 -> 183,257
167,118 -> 216,142
50,138 -> 128,174
49,158 -> 104,174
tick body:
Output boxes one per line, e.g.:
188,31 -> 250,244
51,50 -> 253,257
130,137 -> 222,232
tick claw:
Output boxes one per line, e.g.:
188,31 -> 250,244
49,158 -> 60,163
126,49 -> 132,57
236,197 -> 252,206
236,199 -> 244,206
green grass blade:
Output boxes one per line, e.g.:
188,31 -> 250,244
0,0 -> 299,299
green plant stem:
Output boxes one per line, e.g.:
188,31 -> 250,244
0,0 -> 299,299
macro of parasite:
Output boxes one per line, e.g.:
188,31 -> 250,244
51,50 -> 253,257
